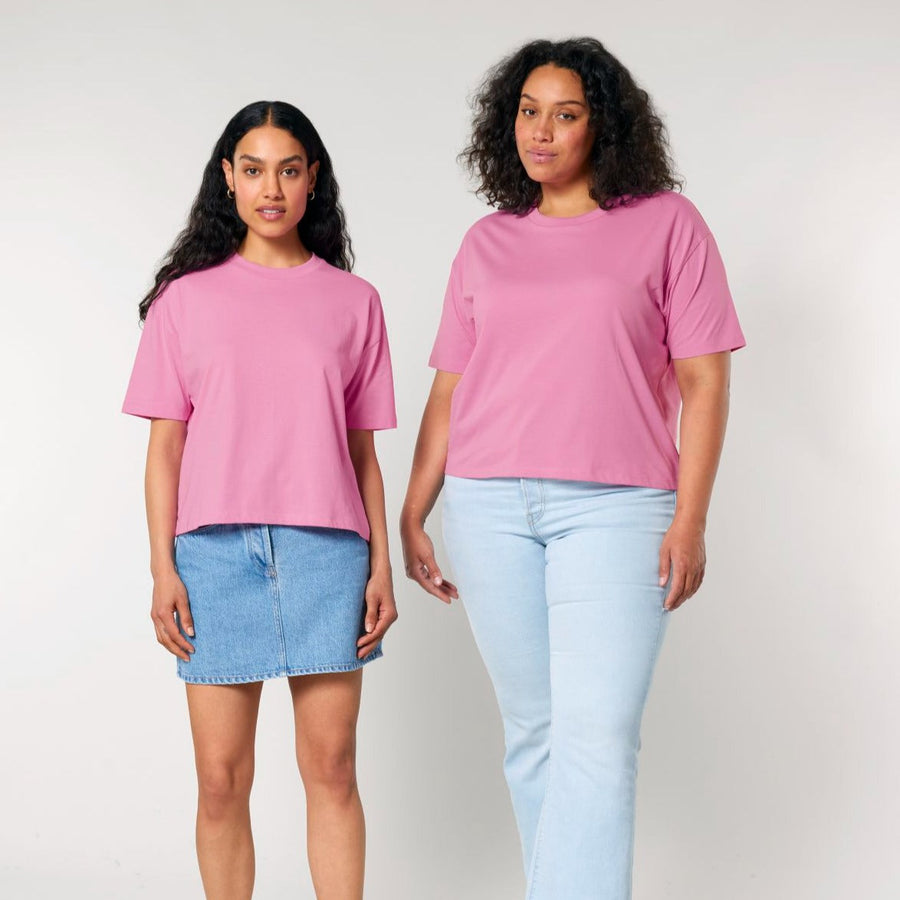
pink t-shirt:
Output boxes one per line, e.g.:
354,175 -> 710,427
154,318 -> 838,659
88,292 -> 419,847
123,253 -> 396,540
429,192 -> 746,489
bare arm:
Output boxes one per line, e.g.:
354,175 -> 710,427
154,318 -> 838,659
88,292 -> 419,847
660,350 -> 732,610
347,429 -> 397,657
146,418 -> 195,659
399,370 -> 462,603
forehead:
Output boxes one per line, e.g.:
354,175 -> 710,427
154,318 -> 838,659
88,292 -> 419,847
235,124 -> 306,159
520,64 -> 585,101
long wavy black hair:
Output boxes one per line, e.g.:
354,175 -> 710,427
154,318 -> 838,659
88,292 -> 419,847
462,38 -> 682,213
139,100 -> 353,321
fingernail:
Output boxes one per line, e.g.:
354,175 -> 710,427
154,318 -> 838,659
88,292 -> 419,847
366,624 -> 374,633
187,627 -> 195,637
434,576 -> 443,585
658,577 -> 666,586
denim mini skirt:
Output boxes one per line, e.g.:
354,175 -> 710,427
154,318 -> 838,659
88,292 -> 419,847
173,524 -> 379,684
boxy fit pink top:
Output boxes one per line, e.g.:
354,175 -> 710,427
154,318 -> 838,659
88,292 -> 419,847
123,253 -> 396,540
429,192 -> 746,489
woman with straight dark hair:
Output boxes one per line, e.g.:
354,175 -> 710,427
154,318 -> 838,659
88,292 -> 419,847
401,39 -> 745,898
124,100 -> 397,899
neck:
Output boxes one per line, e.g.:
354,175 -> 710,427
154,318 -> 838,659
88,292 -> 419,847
536,179 -> 598,218
238,230 -> 311,268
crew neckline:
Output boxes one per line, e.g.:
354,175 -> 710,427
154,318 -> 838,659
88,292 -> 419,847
228,252 -> 324,278
525,205 -> 608,228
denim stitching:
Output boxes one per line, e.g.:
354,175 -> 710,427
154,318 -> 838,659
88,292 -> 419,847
521,479 -> 546,541
178,649 -> 383,684
268,533 -> 288,673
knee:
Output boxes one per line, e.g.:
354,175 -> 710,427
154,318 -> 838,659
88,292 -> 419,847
567,728 -> 642,790
196,760 -> 253,818
503,714 -> 551,775
298,742 -> 357,800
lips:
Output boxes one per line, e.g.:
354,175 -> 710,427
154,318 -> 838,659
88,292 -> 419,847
257,207 -> 286,220
527,150 -> 557,163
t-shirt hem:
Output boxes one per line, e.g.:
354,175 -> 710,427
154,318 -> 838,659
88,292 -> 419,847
176,513 -> 371,542
428,355 -> 467,374
122,400 -> 190,421
444,464 -> 678,492
346,417 -> 398,431
668,336 -> 747,360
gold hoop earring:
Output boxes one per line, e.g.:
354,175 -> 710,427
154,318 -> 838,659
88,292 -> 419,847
308,190 -> 315,201
226,188 -> 234,200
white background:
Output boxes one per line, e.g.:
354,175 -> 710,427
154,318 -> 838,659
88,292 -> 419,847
1,1 -> 898,897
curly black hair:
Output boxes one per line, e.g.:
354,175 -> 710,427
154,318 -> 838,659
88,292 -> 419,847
139,100 -> 353,321
461,38 -> 682,213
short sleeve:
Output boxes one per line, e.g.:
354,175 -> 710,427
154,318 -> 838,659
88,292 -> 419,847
428,250 -> 475,373
122,283 -> 192,421
344,294 -> 397,431
664,232 -> 746,360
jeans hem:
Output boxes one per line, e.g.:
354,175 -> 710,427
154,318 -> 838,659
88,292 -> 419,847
177,648 -> 383,684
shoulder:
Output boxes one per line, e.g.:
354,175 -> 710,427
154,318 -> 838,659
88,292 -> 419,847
315,258 -> 378,293
464,209 -> 525,240
620,191 -> 711,238
145,260 -> 235,324
313,260 -> 386,331
158,260 -> 232,303
454,209 -> 529,258
143,276 -> 186,325
315,259 -> 382,307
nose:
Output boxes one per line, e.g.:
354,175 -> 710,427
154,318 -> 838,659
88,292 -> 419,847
262,171 -> 284,199
532,114 -> 553,143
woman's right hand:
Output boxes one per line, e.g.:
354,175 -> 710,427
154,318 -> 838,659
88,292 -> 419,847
151,571 -> 195,662
400,522 -> 459,604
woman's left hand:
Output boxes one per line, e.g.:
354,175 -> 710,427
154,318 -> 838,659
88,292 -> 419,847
658,518 -> 707,611
357,568 -> 398,658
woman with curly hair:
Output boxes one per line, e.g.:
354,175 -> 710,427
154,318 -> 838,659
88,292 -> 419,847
401,38 -> 745,898
123,101 -> 396,899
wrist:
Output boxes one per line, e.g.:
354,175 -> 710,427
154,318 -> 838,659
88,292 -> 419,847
150,562 -> 178,580
671,510 -> 707,532
400,508 -> 426,534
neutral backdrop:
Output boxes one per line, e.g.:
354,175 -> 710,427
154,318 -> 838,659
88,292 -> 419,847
2,1 -> 898,897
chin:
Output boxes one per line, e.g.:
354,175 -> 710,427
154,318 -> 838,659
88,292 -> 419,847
525,170 -> 558,186
248,224 -> 300,241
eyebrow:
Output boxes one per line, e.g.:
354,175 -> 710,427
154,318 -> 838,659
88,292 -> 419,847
238,154 -> 305,164
520,93 -> 587,107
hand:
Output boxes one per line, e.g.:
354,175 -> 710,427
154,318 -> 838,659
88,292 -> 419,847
658,518 -> 707,611
151,571 -> 195,662
357,568 -> 398,659
400,523 -> 459,604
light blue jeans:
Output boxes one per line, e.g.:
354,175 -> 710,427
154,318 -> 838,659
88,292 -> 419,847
442,476 -> 676,900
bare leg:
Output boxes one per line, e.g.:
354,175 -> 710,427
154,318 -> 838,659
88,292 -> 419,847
186,682 -> 263,900
289,670 -> 365,900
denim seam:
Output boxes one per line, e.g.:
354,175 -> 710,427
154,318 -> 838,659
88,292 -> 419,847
526,710 -> 553,898
641,602 -> 668,707
177,650 -> 383,684
264,524 -> 276,570
242,526 -> 259,571
521,478 -> 546,541
271,568 -> 287,674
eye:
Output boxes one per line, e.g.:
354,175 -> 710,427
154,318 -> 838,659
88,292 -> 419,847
281,167 -> 299,176
558,112 -> 577,121
244,167 -> 259,176
519,107 -> 536,117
